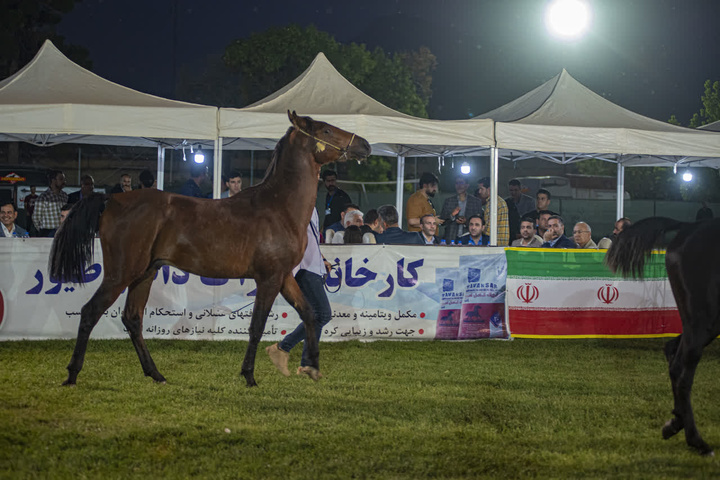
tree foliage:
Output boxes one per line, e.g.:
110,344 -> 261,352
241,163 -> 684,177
222,24 -> 433,117
669,79 -> 720,128
0,0 -> 90,77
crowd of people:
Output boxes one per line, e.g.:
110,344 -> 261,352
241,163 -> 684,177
319,169 -> 636,249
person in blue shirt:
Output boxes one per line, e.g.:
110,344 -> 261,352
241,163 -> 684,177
541,215 -> 578,248
374,205 -> 424,245
455,214 -> 491,245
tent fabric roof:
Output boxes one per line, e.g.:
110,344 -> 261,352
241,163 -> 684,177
0,40 -> 218,144
219,53 -> 494,156
478,69 -> 720,162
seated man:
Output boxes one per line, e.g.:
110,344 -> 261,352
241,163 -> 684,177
331,210 -> 365,244
374,205 -> 424,245
541,215 -> 578,248
67,175 -> 95,204
360,208 -> 383,235
324,203 -> 361,243
419,214 -> 440,245
59,203 -> 73,225
0,201 -> 28,237
573,221 -> 597,248
511,218 -> 544,247
455,214 -> 490,246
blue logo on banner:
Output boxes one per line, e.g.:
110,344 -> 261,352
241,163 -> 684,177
490,312 -> 502,328
443,279 -> 454,292
468,268 -> 481,283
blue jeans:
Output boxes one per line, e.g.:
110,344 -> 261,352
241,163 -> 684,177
278,270 -> 332,366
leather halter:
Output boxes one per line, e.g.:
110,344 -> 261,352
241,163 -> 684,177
295,126 -> 356,161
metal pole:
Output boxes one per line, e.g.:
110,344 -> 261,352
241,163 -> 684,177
157,144 -> 165,191
616,161 -> 625,220
213,137 -> 223,199
490,147 -> 498,245
396,155 -> 405,226
77,147 -> 81,184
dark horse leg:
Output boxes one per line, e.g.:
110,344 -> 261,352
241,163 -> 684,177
240,275 -> 283,387
121,273 -> 166,383
279,272 -> 320,379
63,281 -> 125,385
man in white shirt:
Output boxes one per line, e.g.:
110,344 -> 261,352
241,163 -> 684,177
511,218 -> 543,247
0,201 -> 28,237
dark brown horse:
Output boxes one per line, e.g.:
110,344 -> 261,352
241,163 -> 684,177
49,111 -> 370,387
606,216 -> 720,456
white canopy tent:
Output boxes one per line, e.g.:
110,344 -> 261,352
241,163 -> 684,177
476,69 -> 720,220
217,52 -> 495,222
0,40 -> 219,189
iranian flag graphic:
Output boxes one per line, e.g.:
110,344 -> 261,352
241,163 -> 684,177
506,248 -> 681,338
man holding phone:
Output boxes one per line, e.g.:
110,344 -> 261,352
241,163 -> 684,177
439,175 -> 483,243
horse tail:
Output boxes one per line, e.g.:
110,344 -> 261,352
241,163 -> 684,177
605,216 -> 688,279
49,193 -> 107,284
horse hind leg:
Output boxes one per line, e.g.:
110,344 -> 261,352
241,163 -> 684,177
662,336 -> 684,440
240,277 -> 283,387
64,282 -> 125,386
122,274 -> 166,383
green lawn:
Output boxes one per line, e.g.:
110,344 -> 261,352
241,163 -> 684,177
1,339 -> 719,479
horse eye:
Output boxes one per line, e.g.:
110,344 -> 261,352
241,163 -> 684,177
324,129 -> 331,135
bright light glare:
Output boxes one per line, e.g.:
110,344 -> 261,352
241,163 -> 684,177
682,172 -> 693,182
193,152 -> 205,164
545,0 -> 591,39
460,162 -> 471,175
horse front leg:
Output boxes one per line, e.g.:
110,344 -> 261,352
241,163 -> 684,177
240,279 -> 282,387
122,274 -> 166,383
64,282 -> 124,386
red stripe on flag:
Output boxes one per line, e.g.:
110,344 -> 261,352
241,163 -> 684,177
508,308 -> 681,336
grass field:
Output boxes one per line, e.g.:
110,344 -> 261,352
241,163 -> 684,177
1,338 -> 720,479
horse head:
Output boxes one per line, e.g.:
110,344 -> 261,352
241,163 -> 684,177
288,110 -> 371,165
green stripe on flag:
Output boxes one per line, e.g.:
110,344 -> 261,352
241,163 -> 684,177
505,248 -> 668,279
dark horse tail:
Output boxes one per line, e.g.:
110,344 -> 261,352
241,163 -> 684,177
605,217 -> 689,279
49,193 -> 107,285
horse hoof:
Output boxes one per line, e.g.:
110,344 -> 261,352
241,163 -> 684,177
61,380 -> 76,387
296,366 -> 322,381
662,420 -> 681,439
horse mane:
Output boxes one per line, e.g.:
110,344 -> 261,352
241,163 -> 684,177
261,126 -> 294,182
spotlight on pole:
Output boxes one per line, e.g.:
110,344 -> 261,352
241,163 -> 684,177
460,162 -> 471,175
682,171 -> 693,182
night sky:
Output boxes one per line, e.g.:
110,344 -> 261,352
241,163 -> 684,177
57,0 -> 720,125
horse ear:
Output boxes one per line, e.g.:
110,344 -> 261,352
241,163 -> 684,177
288,110 -> 297,125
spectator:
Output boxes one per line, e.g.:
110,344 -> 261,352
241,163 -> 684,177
321,169 -> 352,231
266,208 -> 332,378
33,169 -> 68,237
110,173 -> 133,194
374,205 -> 424,245
475,177 -> 510,245
511,218 -> 544,247
342,225 -> 364,244
455,214 -> 490,246
68,175 -> 95,204
325,203 -> 361,243
59,203 -> 72,224
361,208 -> 383,235
221,170 -> 242,198
524,189 -> 557,224
0,201 -> 28,237
573,221 -> 597,248
536,210 -> 554,240
138,169 -> 156,189
598,217 -> 632,249
507,179 -> 536,217
439,175 -> 483,243
406,172 -> 439,232
419,214 -> 440,245
24,185 -> 38,232
505,179 -> 536,243
541,215 -> 578,248
696,201 -> 714,221
331,210 -> 365,244
179,164 -> 207,198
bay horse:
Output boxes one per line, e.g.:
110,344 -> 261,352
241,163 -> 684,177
49,111 -> 371,387
605,216 -> 720,455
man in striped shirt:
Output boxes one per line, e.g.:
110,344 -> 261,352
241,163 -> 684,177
33,170 -> 68,237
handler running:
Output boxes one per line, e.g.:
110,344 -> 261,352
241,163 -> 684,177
266,207 -> 332,377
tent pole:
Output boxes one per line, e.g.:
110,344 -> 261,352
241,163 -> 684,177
396,155 -> 405,226
77,147 -> 81,184
616,161 -> 625,220
156,144 -> 165,191
213,137 -> 223,199
490,147 -> 498,245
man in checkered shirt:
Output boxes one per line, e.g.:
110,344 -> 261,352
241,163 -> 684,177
34,169 -> 68,237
